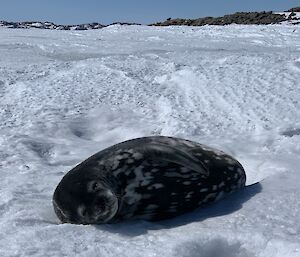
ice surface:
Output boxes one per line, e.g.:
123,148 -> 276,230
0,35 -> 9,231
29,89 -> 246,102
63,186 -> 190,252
0,24 -> 299,257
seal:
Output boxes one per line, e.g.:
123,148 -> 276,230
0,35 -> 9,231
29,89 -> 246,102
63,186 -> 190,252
53,136 -> 246,224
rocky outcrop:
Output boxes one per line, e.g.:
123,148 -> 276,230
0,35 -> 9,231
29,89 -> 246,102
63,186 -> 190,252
0,20 -> 142,30
0,21 -> 106,30
73,23 -> 106,30
151,11 -> 294,26
110,22 -> 141,26
287,7 -> 300,12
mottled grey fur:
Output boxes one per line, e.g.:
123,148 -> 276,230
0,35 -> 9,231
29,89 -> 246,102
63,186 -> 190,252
53,136 -> 246,224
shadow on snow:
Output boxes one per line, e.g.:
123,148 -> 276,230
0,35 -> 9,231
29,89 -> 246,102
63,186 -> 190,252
95,182 -> 262,237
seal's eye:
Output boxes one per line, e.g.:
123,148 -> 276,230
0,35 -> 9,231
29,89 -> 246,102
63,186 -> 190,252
92,182 -> 101,191
87,181 -> 103,193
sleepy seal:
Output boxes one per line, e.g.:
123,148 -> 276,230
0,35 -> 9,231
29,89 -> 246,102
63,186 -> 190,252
53,136 -> 246,224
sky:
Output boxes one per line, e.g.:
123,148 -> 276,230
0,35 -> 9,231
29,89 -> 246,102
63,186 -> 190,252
0,0 -> 299,25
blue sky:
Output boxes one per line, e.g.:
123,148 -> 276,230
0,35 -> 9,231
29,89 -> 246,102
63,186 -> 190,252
0,0 -> 298,24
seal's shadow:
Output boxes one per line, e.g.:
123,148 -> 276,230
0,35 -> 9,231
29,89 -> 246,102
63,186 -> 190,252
94,182 -> 262,237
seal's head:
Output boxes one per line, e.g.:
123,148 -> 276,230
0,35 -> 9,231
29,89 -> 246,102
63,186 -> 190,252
53,174 -> 118,224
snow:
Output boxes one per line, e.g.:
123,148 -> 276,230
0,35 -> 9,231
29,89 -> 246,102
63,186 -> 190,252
0,24 -> 299,256
277,12 -> 300,24
278,12 -> 300,18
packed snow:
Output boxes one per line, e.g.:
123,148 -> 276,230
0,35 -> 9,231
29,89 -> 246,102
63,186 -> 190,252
0,24 -> 299,257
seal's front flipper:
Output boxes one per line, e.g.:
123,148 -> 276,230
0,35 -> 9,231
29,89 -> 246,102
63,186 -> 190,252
138,143 -> 209,176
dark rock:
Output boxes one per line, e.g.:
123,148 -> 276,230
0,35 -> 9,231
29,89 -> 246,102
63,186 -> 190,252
0,20 -> 106,30
288,12 -> 296,20
90,23 -> 106,29
151,11 -> 288,26
56,25 -> 71,30
287,7 -> 300,12
74,24 -> 88,30
109,22 -> 141,26
7,23 -> 19,29
0,21 -> 14,26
